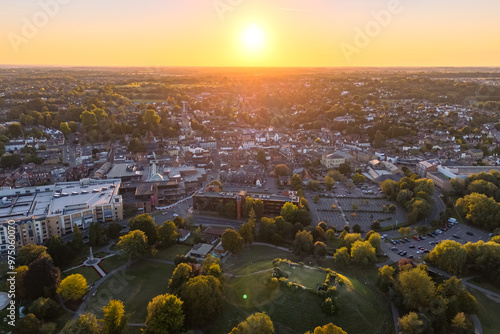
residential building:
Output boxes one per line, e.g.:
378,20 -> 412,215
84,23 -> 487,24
0,178 -> 123,252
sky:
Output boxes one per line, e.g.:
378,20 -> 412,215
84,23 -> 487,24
0,0 -> 499,67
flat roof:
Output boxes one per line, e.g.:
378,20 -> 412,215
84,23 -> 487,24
0,179 -> 121,221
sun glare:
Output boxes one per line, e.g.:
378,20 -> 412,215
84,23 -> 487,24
242,24 -> 265,51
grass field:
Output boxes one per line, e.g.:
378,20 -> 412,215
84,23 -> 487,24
99,255 -> 126,273
469,289 -> 500,334
277,263 -> 327,289
209,245 -> 392,334
86,261 -> 175,323
63,266 -> 101,284
150,244 -> 192,261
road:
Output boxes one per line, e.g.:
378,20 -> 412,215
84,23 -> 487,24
428,190 -> 447,222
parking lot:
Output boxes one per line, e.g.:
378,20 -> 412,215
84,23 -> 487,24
307,181 -> 407,231
381,222 -> 493,262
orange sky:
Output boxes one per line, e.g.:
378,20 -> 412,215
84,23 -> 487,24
1,0 -> 499,67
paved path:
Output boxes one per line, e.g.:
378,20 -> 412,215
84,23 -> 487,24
145,258 -> 175,265
390,302 -> 400,334
471,314 -> 483,334
225,268 -> 273,278
71,263 -> 129,320
428,267 -> 500,303
252,242 -> 290,252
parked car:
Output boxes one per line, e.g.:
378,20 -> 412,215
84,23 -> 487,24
466,231 -> 474,236
409,245 -> 415,248
453,234 -> 460,239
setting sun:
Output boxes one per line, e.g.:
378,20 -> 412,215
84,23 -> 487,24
242,24 -> 265,51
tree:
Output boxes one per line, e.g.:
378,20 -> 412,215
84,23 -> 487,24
428,240 -> 467,275
80,110 -> 98,128
180,275 -> 223,326
72,225 -> 83,250
397,267 -> 435,310
274,164 -> 289,177
15,313 -> 41,334
24,257 -> 61,299
7,122 -> 23,138
60,122 -> 71,136
257,149 -> 267,164
398,312 -> 423,334
208,180 -> 223,191
326,229 -> 337,246
168,263 -> 194,294
63,313 -> 102,334
57,274 -> 88,301
102,300 -> 128,334
117,230 -> 149,263
10,265 -> 28,299
28,297 -> 59,321
338,163 -> 351,175
222,229 -> 243,253
456,193 -> 500,230
88,222 -> 107,246
352,173 -> 366,184
389,204 -> 396,213
334,247 -> 350,265
352,223 -> 361,233
203,255 -> 223,281
144,294 -> 184,334
378,265 -> 395,289
158,220 -> 179,247
451,312 -> 468,333
128,213 -> 158,246
106,222 -> 123,239
342,233 -> 362,252
291,174 -> 303,191
239,218 -> 255,246
437,276 -> 478,315
399,227 -> 411,237
45,235 -> 72,267
17,244 -> 51,266
305,323 -> 347,334
230,312 -> 274,334
368,232 -> 381,253
281,202 -> 299,223
324,176 -> 335,190
351,240 -> 377,265
314,241 -> 327,259
128,137 -> 146,153
143,109 -> 161,126
293,230 -> 313,256
89,222 -> 98,246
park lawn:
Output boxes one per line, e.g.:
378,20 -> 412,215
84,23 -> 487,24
63,266 -> 101,284
278,263 -> 327,289
54,311 -> 74,332
150,244 -> 192,261
470,289 -> 500,334
100,255 -> 127,273
210,257 -> 392,334
224,245 -> 295,274
86,261 -> 175,323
